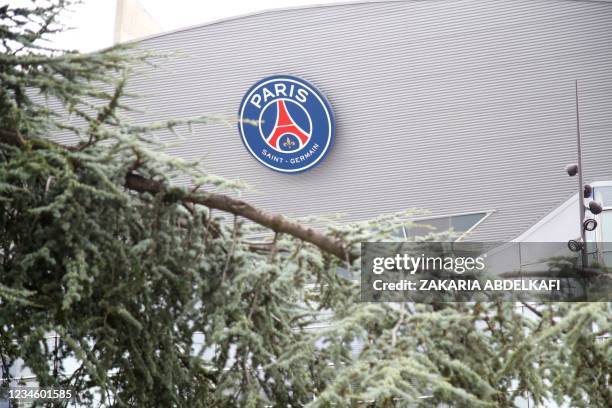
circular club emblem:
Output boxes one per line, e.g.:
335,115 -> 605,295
238,75 -> 335,173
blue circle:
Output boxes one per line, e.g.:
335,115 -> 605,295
238,75 -> 335,173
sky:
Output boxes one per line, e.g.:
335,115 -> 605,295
16,0 -> 357,52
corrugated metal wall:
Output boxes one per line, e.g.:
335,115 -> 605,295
63,0 -> 612,241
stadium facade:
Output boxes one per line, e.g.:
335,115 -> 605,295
51,0 -> 611,244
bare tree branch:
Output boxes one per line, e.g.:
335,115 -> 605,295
124,172 -> 356,262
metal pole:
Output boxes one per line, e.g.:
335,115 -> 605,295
575,80 -> 588,267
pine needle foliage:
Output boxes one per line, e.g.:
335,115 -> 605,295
0,1 -> 610,407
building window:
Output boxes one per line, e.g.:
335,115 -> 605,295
596,186 -> 612,209
592,185 -> 612,266
400,211 -> 492,241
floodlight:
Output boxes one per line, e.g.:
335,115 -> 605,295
583,219 -> 597,232
567,240 -> 583,252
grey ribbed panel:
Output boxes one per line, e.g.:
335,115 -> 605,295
51,0 -> 612,241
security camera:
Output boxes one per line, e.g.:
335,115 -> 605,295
583,184 -> 592,198
565,164 -> 579,177
588,200 -> 603,215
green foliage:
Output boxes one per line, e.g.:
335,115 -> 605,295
0,1 -> 610,407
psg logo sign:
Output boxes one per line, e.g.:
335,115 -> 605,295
238,75 -> 335,173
